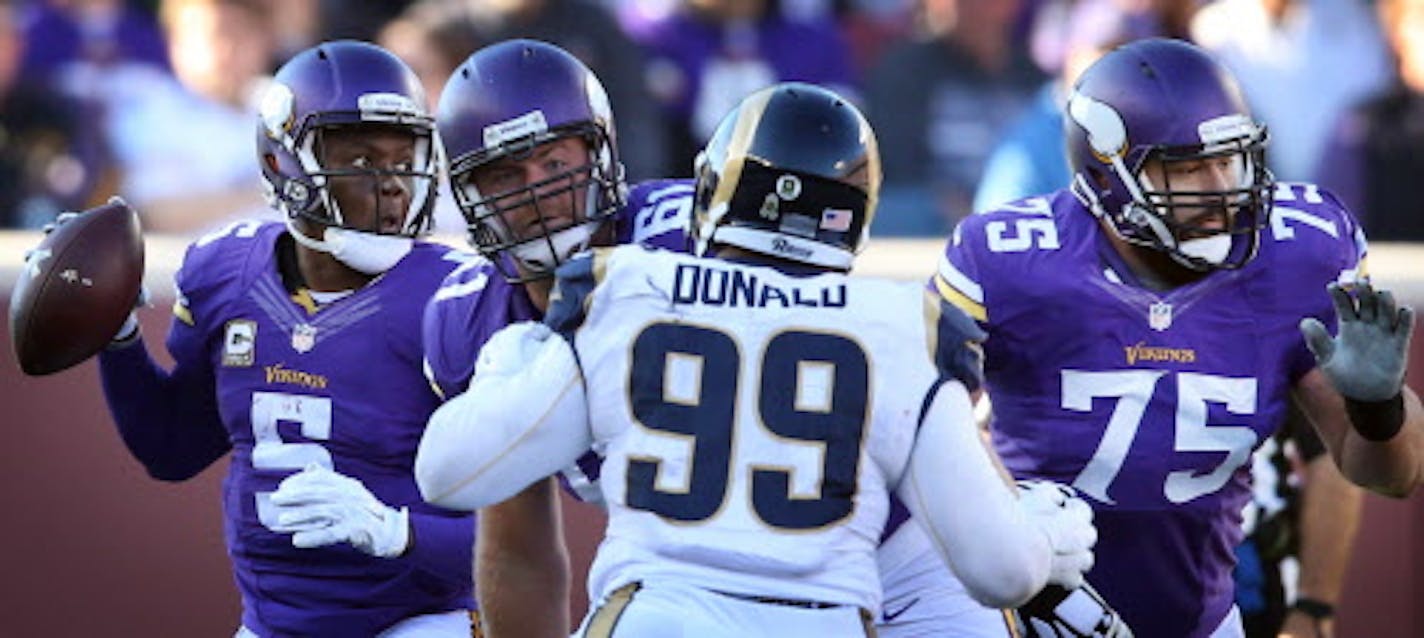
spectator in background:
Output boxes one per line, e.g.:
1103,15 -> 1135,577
0,0 -> 108,228
865,0 -> 1042,236
103,0 -> 275,234
973,0 -> 1142,212
317,0 -> 413,42
459,0 -> 668,181
628,0 -> 855,177
1192,0 -> 1390,182
1316,0 -> 1424,241
18,0 -> 168,85
377,0 -> 483,233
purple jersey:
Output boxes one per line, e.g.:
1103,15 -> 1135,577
933,185 -> 1365,637
104,221 -> 475,636
424,178 -> 694,398
421,179 -> 693,498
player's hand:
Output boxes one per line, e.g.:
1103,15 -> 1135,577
1300,282 -> 1414,402
1012,582 -> 1134,638
110,285 -> 150,345
269,464 -> 410,558
1017,480 -> 1096,590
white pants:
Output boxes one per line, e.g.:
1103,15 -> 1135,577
236,609 -> 472,637
876,521 -> 1011,637
576,580 -> 871,637
1210,605 -> 1244,638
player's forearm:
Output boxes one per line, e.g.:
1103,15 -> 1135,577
901,382 -> 1051,608
98,338 -> 230,481
1296,456 -> 1361,606
476,479 -> 570,638
403,509 -> 477,588
1340,387 -> 1424,496
417,357 -> 591,510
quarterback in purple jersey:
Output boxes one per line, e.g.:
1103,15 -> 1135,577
932,39 -> 1423,637
95,42 -> 475,636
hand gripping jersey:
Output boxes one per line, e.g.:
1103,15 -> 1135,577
931,184 -> 1366,637
163,221 -> 474,635
422,179 -> 695,498
545,245 -> 983,614
424,178 -> 694,399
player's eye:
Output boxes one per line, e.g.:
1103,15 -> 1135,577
351,156 -> 371,169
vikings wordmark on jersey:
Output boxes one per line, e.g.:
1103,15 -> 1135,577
933,183 -> 1365,637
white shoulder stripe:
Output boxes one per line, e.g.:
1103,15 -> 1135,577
434,270 -> 490,302
936,254 -> 984,304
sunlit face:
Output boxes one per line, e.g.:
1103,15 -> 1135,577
167,2 -> 269,107
318,125 -> 419,234
1140,152 -> 1250,236
466,135 -> 592,242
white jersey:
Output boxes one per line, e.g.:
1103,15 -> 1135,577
549,246 -> 978,614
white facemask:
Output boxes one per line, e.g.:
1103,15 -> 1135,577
510,223 -> 595,274
1178,234 -> 1231,265
287,219 -> 413,275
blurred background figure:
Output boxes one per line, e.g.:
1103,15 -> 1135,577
628,0 -> 855,177
458,0 -> 667,181
19,0 -> 168,85
972,0 -> 1154,212
1316,0 -> 1424,242
1192,0 -> 1390,182
100,0 -> 277,234
377,0 -> 483,233
0,0 -> 109,228
864,0 -> 1042,236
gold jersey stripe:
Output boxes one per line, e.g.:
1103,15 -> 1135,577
933,275 -> 987,322
173,299 -> 194,326
583,582 -> 640,638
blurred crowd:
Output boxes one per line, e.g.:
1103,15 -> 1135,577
2,0 -> 1422,240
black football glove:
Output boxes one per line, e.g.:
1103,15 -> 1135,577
1010,582 -> 1133,638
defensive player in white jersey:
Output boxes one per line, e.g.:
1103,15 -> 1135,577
416,83 -> 1098,636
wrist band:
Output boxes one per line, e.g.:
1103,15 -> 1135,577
1345,393 -> 1405,442
1292,597 -> 1335,620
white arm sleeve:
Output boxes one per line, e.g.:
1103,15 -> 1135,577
894,381 -> 1053,608
415,323 -> 592,510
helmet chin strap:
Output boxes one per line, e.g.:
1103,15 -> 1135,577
1178,234 -> 1231,265
286,217 -> 413,275
510,222 -> 596,275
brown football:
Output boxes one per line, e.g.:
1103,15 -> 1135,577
10,198 -> 145,376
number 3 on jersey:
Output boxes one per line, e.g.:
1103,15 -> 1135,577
627,323 -> 868,529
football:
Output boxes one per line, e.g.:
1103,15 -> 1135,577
10,198 -> 145,376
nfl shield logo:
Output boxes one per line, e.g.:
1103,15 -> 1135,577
1148,302 -> 1173,332
291,323 -> 317,353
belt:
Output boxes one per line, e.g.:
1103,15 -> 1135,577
710,588 -> 845,610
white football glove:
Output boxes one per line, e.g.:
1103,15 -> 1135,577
475,321 -> 557,379
269,464 -> 410,558
1012,582 -> 1134,638
1018,480 -> 1096,590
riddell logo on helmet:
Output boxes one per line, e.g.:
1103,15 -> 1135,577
771,237 -> 813,259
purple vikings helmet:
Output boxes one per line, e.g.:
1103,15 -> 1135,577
437,39 -> 625,282
257,41 -> 439,240
1066,38 -> 1273,271
691,82 -> 880,271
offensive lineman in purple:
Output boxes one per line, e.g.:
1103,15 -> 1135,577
424,177 -> 693,400
96,43 -> 474,636
933,39 -> 1422,637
